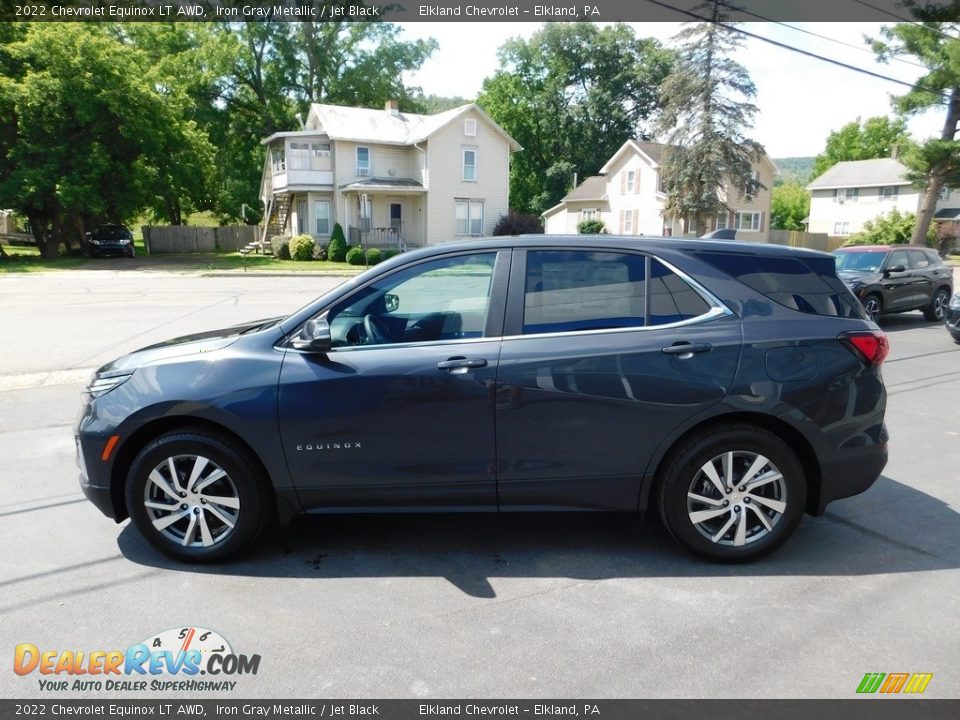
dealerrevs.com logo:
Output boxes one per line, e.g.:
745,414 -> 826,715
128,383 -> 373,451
857,672 -> 933,695
13,626 -> 260,692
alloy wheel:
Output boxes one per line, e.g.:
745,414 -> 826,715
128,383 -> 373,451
863,297 -> 881,323
143,454 -> 240,548
933,291 -> 948,320
686,451 -> 787,547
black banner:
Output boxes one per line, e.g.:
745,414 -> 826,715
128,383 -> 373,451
0,0 -> 955,23
1,700 -> 959,719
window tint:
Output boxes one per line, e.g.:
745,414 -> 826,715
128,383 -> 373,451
693,251 -> 863,319
522,251 -> 711,335
887,249 -> 909,269
328,253 -> 496,347
908,250 -> 930,270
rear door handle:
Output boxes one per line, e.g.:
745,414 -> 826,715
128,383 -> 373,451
437,357 -> 488,371
661,342 -> 713,357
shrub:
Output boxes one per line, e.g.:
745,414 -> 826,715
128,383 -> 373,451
312,244 -> 327,261
327,235 -> 349,262
345,246 -> 366,265
844,209 -> 936,247
289,234 -> 316,261
577,219 -> 606,234
330,222 -> 347,245
270,235 -> 290,260
383,248 -> 402,260
366,248 -> 383,265
494,210 -> 543,236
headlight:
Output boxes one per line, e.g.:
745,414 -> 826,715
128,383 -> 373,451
119,238 -> 131,245
90,240 -> 101,245
86,372 -> 133,398
950,294 -> 960,310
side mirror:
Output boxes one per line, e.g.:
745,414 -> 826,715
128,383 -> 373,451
384,293 -> 399,313
884,264 -> 906,275
291,318 -> 332,352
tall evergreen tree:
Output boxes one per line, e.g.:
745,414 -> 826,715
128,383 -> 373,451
654,6 -> 764,236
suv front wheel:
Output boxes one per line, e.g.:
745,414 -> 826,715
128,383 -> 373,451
125,430 -> 273,562
924,287 -> 950,322
658,425 -> 806,562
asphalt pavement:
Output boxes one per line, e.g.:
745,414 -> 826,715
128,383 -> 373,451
1,268 -> 958,699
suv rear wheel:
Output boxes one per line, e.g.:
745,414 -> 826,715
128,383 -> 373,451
125,430 -> 273,562
923,287 -> 950,322
658,425 -> 806,562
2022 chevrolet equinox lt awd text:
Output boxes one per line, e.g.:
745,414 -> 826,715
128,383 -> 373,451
833,245 -> 952,324
76,237 -> 889,563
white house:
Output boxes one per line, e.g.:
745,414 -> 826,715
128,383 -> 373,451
805,157 -> 960,237
259,101 -> 521,249
542,139 -> 776,241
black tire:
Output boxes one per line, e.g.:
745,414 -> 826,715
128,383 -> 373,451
923,287 -> 950,322
862,294 -> 883,324
657,425 -> 806,562
125,430 -> 273,562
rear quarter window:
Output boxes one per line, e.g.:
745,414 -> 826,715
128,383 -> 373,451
691,251 -> 864,319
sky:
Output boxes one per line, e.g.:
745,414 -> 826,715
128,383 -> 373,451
398,22 -> 945,159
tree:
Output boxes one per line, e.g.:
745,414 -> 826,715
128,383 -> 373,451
478,23 -> 673,214
770,183 -> 811,231
0,24 -> 216,257
811,116 -> 910,179
871,12 -> 960,245
845,208 -> 936,246
654,11 -> 765,237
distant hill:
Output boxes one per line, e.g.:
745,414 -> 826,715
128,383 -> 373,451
773,157 -> 815,186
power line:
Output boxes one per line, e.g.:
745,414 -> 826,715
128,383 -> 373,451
641,0 -> 953,103
848,0 -> 960,43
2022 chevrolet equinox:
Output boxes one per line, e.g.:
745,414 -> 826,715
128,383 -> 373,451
76,236 -> 889,563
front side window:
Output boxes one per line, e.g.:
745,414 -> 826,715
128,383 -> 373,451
455,200 -> 483,236
521,251 -> 711,336
315,201 -> 330,235
463,149 -> 477,181
887,249 -> 909,270
327,253 -> 497,347
356,146 -> 370,176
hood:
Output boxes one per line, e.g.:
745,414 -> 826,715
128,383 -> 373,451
837,269 -> 880,285
95,317 -> 281,375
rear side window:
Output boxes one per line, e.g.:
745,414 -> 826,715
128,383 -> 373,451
692,251 -> 863,319
522,250 -> 712,335
908,250 -> 930,270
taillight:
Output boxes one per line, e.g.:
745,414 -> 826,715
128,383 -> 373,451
840,330 -> 889,366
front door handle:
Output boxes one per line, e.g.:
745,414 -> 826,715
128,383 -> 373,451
661,342 -> 713,357
437,357 -> 488,372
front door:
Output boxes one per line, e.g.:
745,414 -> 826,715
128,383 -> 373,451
495,249 -> 741,510
389,202 -> 402,230
278,251 -> 508,510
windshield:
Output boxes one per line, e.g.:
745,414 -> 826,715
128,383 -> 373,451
92,225 -> 131,240
834,251 -> 885,273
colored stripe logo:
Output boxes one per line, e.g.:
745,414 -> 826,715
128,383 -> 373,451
857,672 -> 933,694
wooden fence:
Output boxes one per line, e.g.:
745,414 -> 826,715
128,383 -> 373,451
142,225 -> 260,254
767,229 -> 833,252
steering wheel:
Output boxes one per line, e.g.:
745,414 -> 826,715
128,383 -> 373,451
362,314 -> 390,345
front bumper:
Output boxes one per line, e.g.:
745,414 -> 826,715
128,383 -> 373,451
946,305 -> 960,341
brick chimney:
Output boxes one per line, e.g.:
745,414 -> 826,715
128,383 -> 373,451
385,99 -> 399,116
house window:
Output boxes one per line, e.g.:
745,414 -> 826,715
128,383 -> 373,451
734,211 -> 761,232
657,172 -> 666,194
271,147 -> 285,173
833,222 -> 850,236
833,188 -> 859,204
626,170 -> 636,193
463,149 -> 477,181
464,119 -> 477,136
622,209 -> 634,234
356,146 -> 370,176
743,170 -> 760,201
315,201 -> 330,235
939,186 -> 950,200
716,213 -> 728,230
359,195 -> 372,232
582,208 -> 598,221
455,200 -> 484,236
880,186 -> 899,201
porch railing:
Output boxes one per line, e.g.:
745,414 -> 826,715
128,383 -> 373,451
348,225 -> 407,251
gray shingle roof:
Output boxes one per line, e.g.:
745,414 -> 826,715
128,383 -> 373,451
562,175 -> 608,202
806,158 -> 911,190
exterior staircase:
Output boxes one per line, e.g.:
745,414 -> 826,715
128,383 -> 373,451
244,195 -> 291,255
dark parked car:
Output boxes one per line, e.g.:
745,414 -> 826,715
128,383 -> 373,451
833,245 -> 952,323
87,224 -> 135,258
76,237 -> 888,563
946,292 -> 960,343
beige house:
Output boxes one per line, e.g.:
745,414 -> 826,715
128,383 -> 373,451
259,101 -> 521,249
805,157 -> 960,237
542,139 -> 776,241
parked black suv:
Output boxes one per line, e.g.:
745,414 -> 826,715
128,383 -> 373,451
76,237 -> 888,563
87,224 -> 135,258
834,245 -> 952,323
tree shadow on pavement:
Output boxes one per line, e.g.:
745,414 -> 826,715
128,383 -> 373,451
117,474 -> 960,598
